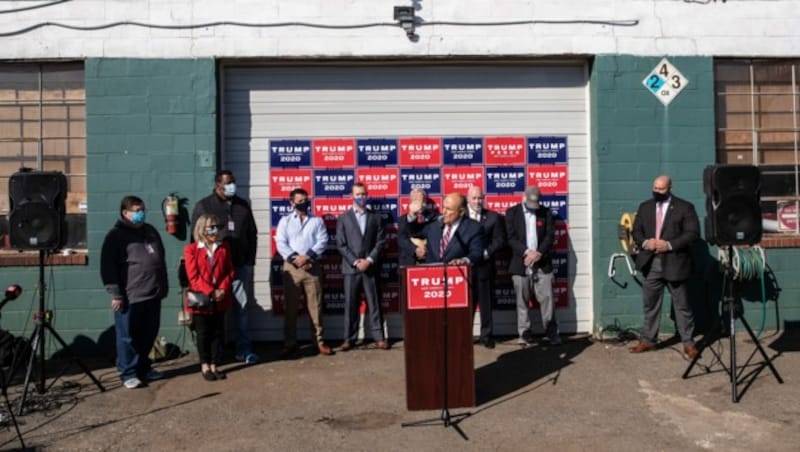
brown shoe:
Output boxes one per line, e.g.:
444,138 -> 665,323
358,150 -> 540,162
629,341 -> 657,353
684,344 -> 699,359
340,341 -> 352,352
375,340 -> 389,350
318,343 -> 334,356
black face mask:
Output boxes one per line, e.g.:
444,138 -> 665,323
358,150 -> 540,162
294,201 -> 310,213
652,191 -> 669,203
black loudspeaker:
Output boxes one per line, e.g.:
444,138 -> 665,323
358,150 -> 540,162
8,170 -> 67,250
703,164 -> 762,246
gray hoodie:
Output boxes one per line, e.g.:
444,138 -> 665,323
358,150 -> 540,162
100,219 -> 168,304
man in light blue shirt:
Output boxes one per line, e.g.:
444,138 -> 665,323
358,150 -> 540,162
275,188 -> 333,357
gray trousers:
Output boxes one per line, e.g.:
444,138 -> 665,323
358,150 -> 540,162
512,270 -> 558,338
641,258 -> 695,346
343,272 -> 385,342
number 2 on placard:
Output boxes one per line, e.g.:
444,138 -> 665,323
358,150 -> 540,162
647,75 -> 664,90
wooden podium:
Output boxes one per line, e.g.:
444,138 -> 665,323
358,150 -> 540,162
402,264 -> 475,410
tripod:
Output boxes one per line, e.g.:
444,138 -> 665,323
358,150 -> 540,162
402,262 -> 471,440
683,245 -> 783,402
0,288 -> 25,449
16,250 -> 105,415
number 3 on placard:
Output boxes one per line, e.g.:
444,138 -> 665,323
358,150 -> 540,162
671,75 -> 681,89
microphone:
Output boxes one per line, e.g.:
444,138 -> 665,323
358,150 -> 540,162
4,284 -> 22,301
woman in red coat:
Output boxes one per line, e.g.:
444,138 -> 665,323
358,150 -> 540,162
184,214 -> 234,381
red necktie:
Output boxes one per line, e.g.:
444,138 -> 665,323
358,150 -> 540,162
656,202 -> 664,239
440,225 -> 452,259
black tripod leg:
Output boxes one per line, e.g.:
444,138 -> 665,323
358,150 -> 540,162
43,323 -> 106,392
737,316 -> 784,384
729,299 -> 738,403
17,326 -> 42,416
0,370 -> 25,450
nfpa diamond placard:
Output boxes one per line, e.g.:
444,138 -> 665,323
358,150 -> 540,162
642,58 -> 688,106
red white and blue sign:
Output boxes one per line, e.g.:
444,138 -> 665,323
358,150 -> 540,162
443,137 -> 483,165
485,166 -> 526,193
399,137 -> 442,167
485,136 -> 526,165
527,136 -> 568,164
313,138 -> 356,167
313,169 -> 355,197
270,139 -> 312,167
357,138 -> 398,166
540,195 -> 568,221
400,168 -> 441,194
356,168 -> 399,197
442,167 -> 484,194
527,164 -> 568,194
270,168 -> 313,198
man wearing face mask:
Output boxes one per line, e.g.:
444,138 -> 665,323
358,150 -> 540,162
275,188 -> 333,357
505,186 -> 560,346
336,183 -> 388,351
192,170 -> 260,364
630,175 -> 700,358
101,196 -> 169,389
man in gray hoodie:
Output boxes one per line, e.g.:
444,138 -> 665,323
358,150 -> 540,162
101,195 -> 168,389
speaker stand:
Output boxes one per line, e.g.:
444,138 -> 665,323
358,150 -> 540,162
682,245 -> 783,402
17,250 -> 106,416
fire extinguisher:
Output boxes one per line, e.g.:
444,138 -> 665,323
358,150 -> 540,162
162,193 -> 180,235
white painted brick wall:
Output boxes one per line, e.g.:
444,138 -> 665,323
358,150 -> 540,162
0,0 -> 798,58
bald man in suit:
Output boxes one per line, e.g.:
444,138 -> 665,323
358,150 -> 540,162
418,192 -> 484,267
630,175 -> 700,359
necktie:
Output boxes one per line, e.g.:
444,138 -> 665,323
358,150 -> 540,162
656,202 -> 664,239
440,225 -> 452,259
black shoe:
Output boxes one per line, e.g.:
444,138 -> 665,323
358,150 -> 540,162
480,338 -> 496,349
280,344 -> 298,359
202,371 -> 216,382
212,370 -> 227,380
521,330 -> 535,344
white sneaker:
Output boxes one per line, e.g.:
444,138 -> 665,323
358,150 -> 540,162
516,337 -> 528,346
123,377 -> 142,389
145,369 -> 164,381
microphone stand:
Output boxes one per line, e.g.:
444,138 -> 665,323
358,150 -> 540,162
0,292 -> 25,449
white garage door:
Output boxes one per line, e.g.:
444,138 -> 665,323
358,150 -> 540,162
221,62 -> 592,341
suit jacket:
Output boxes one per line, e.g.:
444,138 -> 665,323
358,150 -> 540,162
423,217 -> 485,265
336,207 -> 385,275
397,209 -> 438,266
472,209 -> 506,279
183,241 -> 234,314
632,195 -> 699,281
504,203 -> 556,276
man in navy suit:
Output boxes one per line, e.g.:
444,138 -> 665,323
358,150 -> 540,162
630,175 -> 700,359
466,186 -> 506,349
505,186 -> 561,345
419,192 -> 484,266
336,183 -> 388,351
397,188 -> 439,267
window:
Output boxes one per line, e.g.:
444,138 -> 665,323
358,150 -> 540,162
0,62 -> 87,263
715,59 -> 800,237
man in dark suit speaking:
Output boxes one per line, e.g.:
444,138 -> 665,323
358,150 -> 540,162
336,182 -> 388,351
418,192 -> 484,267
630,175 -> 700,359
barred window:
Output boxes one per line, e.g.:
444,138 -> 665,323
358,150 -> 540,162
715,59 -> 800,235
0,62 -> 86,260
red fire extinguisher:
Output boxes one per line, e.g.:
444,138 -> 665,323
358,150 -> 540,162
162,193 -> 180,235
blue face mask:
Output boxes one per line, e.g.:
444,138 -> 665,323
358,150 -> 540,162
130,210 -> 146,225
354,197 -> 368,208
223,183 -> 236,198
205,227 -> 219,236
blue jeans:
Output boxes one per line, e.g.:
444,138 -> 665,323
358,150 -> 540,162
231,265 -> 254,356
114,298 -> 161,381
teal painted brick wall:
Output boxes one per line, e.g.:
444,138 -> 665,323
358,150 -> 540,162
591,55 -> 717,337
2,58 -> 217,356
